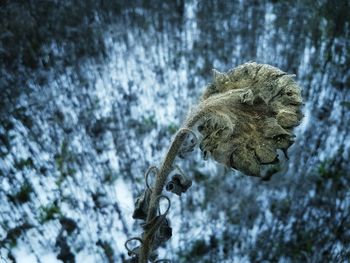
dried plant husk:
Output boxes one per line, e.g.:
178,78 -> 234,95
197,62 -> 303,176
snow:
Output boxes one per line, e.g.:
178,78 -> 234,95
12,241 -> 61,263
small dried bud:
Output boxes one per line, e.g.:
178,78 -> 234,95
151,218 -> 172,249
166,173 -> 192,196
132,189 -> 151,220
198,62 -> 303,176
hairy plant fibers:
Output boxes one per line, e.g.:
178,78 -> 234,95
197,62 -> 303,176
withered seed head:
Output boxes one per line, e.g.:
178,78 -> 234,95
197,62 -> 303,176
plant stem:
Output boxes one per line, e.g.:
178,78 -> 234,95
138,129 -> 187,263
138,109 -> 204,263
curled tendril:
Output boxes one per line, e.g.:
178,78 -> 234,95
142,195 -> 171,232
155,195 -> 171,216
145,166 -> 159,192
141,195 -> 171,232
124,237 -> 143,257
139,195 -> 172,262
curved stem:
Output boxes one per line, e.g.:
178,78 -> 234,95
138,129 -> 187,263
138,109 -> 204,263
139,108 -> 204,263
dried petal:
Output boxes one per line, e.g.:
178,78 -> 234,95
255,144 -> 277,164
276,109 -> 299,128
198,62 -> 303,176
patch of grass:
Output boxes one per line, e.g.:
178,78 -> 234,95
39,203 -> 62,223
14,157 -> 34,170
103,172 -> 118,184
9,181 -> 33,204
55,140 -> 77,186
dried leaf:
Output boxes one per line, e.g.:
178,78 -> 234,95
198,62 -> 303,176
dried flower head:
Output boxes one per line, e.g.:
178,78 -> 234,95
198,62 -> 303,176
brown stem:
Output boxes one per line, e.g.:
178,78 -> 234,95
138,109 -> 204,263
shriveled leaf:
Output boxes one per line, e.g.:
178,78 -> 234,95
198,62 -> 303,176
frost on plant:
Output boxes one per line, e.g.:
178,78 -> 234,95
198,62 -> 303,176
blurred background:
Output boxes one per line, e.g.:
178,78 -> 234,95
1,0 -> 350,262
